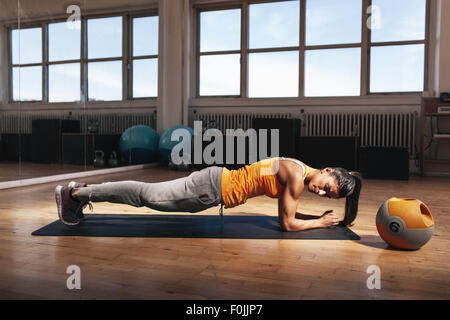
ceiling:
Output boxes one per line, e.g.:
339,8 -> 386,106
0,0 -> 159,22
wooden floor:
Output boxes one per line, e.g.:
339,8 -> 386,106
0,166 -> 449,300
0,162 -> 102,182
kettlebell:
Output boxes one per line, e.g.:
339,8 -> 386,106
94,150 -> 105,168
108,151 -> 119,167
168,159 -> 176,171
178,162 -> 192,172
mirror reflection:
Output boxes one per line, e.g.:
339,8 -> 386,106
0,1 -> 159,183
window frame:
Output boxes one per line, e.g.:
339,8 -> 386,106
367,0 -> 430,95
7,10 -> 159,104
8,22 -> 45,103
129,13 -> 159,99
46,17 -> 82,103
196,5 -> 244,98
85,14 -> 126,102
302,0 -> 362,97
194,0 -> 430,99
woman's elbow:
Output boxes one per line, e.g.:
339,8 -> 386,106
280,220 -> 294,232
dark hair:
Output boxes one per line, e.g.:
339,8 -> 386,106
330,168 -> 362,227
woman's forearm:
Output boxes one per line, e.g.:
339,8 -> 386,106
282,217 -> 323,232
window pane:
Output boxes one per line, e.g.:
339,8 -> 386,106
306,0 -> 362,45
248,51 -> 299,98
200,9 -> 241,52
12,66 -> 42,101
133,16 -> 158,56
87,17 -> 122,59
133,59 -> 158,98
88,61 -> 122,101
11,28 -> 42,64
249,1 -> 299,49
371,0 -> 426,42
48,21 -> 81,61
49,63 -> 80,102
305,48 -> 361,97
370,44 -> 424,93
199,54 -> 240,96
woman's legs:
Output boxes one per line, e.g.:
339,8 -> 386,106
74,166 -> 223,213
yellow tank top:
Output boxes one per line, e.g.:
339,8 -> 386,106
221,157 -> 309,209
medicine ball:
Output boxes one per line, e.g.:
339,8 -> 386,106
376,197 -> 434,250
159,125 -> 194,165
120,125 -> 159,164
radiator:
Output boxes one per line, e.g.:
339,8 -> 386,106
190,111 -> 417,157
78,112 -> 157,135
191,111 -> 292,131
304,112 -> 417,156
0,111 -> 157,135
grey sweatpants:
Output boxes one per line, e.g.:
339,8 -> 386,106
76,166 -> 223,213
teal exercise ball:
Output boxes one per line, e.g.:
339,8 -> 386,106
159,125 -> 194,165
120,125 -> 159,164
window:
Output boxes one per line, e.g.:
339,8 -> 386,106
87,61 -> 122,101
200,9 -> 241,52
200,54 -> 241,96
9,13 -> 158,103
196,0 -> 428,98
199,8 -> 241,96
304,0 -> 362,97
305,48 -> 361,97
248,1 -> 299,97
48,20 -> 81,61
87,17 -> 122,59
11,27 -> 43,101
370,0 -> 426,43
12,65 -> 42,101
132,16 -> 159,98
248,51 -> 298,98
48,21 -> 81,102
87,16 -> 123,101
305,0 -> 362,46
49,63 -> 80,103
370,44 -> 425,93
248,1 -> 299,49
11,27 -> 42,64
369,0 -> 427,93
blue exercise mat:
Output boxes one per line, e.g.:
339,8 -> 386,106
32,214 -> 360,240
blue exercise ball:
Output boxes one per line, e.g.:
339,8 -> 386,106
159,125 -> 194,165
120,125 -> 159,164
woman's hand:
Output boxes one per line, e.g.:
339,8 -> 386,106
319,210 -> 340,228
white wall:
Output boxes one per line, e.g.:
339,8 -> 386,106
0,0 -> 158,22
438,0 -> 450,93
0,27 -> 7,103
432,0 -> 450,164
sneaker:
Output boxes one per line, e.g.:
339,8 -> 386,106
55,185 -> 83,225
55,185 -> 93,226
67,181 -> 90,220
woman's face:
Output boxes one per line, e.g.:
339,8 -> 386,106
307,168 -> 340,199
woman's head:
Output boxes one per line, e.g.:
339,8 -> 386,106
307,167 -> 362,226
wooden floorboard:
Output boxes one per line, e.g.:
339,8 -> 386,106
0,166 -> 449,299
0,161 -> 101,182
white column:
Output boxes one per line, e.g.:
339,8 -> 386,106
157,0 -> 185,134
0,26 -> 9,103
438,0 -> 450,93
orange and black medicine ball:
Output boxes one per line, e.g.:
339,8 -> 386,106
376,198 -> 434,250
